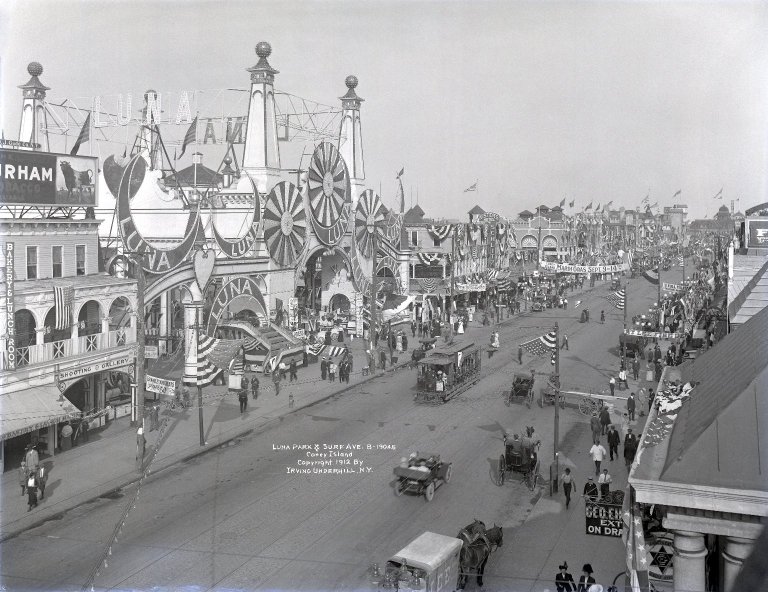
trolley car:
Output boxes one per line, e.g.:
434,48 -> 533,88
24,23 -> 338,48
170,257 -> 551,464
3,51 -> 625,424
415,341 -> 481,404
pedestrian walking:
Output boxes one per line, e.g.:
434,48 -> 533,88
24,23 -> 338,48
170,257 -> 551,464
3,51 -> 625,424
556,562 -> 576,591
624,428 -> 638,470
320,357 -> 328,380
26,471 -> 38,512
238,388 -> 248,413
582,477 -> 598,502
136,426 -> 146,470
251,375 -> 260,400
25,444 -> 39,470
589,413 -> 601,445
329,361 -> 336,382
518,345 -> 523,364
607,425 -> 620,461
577,564 -> 596,592
609,376 -> 616,397
411,321 -> 416,338
561,334 -> 568,350
632,357 -> 640,381
627,392 -> 636,421
598,468 -> 612,500
561,468 -> 575,510
279,361 -> 287,380
272,368 -> 281,396
618,367 -> 628,390
36,465 -> 47,499
600,310 -> 605,324
654,360 -> 663,382
599,405 -> 611,435
289,359 -> 298,382
589,441 -> 606,475
380,350 -> 387,370
18,460 -> 27,496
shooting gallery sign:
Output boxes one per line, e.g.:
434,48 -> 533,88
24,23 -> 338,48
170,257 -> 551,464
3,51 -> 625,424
55,352 -> 136,393
585,502 -> 623,537
0,148 -> 98,206
539,261 -> 629,274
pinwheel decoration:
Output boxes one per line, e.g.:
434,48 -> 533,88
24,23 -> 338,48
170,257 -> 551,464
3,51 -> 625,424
355,189 -> 385,258
263,181 -> 306,266
307,141 -> 351,246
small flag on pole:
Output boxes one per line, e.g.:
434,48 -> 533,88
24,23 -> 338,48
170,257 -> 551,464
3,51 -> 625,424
53,284 -> 75,330
464,182 -> 477,192
569,199 -> 574,208
178,116 -> 198,159
70,112 -> 91,156
607,289 -> 626,310
673,189 -> 682,197
585,202 -> 593,210
713,187 -> 723,200
396,168 -> 404,178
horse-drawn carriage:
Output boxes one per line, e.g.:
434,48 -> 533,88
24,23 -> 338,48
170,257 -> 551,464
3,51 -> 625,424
393,453 -> 452,501
531,295 -> 545,312
539,372 -> 563,407
497,429 -> 541,489
381,531 -> 462,592
505,371 -> 535,408
415,341 -> 481,404
619,333 -> 648,359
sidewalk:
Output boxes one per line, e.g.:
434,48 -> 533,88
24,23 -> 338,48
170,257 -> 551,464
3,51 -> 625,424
0,336 -> 406,542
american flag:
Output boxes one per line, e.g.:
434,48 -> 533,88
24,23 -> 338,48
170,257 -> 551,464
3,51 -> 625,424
608,289 -> 626,310
520,331 -> 557,356
622,487 -> 651,591
53,284 -> 75,330
574,300 -> 583,309
183,333 -> 243,386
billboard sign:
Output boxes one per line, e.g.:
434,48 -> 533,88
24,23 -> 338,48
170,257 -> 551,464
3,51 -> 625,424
0,148 -> 98,206
5,243 -> 15,370
747,219 -> 768,248
585,501 -> 623,537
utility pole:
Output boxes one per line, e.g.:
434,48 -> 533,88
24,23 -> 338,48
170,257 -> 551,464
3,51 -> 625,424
369,224 -> 378,368
450,225 -> 456,337
553,321 -> 561,494
623,279 -> 629,332
131,254 -> 146,431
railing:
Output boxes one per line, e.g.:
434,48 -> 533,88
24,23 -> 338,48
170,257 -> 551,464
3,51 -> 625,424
5,327 -> 137,372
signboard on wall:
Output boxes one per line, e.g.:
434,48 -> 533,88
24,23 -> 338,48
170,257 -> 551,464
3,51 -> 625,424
288,297 -> 298,329
5,242 -> 15,370
0,148 -> 98,206
584,502 -> 623,537
747,219 -> 768,248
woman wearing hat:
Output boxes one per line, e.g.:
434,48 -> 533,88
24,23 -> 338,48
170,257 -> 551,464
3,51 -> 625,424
577,564 -> 596,592
555,561 -> 575,591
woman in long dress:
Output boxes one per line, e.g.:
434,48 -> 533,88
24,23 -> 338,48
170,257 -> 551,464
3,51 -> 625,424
457,320 -> 464,334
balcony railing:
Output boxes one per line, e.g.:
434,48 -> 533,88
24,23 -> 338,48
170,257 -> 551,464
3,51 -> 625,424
5,327 -> 137,372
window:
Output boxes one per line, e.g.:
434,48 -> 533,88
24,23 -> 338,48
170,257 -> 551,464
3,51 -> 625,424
52,246 -> 63,278
411,231 -> 418,246
433,237 -> 441,247
76,245 -> 86,276
26,246 -> 37,279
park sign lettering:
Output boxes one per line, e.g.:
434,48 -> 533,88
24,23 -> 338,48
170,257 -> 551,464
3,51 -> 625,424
539,262 -> 629,274
584,501 -> 623,537
0,148 -> 97,206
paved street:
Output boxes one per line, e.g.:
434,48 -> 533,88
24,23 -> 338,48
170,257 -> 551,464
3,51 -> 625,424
0,273 -> 668,591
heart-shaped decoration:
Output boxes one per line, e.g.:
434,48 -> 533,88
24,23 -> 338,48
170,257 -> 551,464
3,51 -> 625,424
193,249 -> 216,292
104,154 -> 145,199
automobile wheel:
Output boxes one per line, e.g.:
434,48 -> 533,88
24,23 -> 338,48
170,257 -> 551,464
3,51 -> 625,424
425,482 -> 435,502
394,480 -> 404,496
444,464 -> 453,483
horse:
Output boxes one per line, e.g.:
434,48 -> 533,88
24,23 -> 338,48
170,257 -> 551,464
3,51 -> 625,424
457,519 -> 486,546
458,524 -> 503,589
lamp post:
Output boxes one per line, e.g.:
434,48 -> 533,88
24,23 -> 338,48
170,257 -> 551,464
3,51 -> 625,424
128,253 -> 146,433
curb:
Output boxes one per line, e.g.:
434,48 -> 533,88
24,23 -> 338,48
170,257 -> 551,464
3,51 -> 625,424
0,358 -> 411,543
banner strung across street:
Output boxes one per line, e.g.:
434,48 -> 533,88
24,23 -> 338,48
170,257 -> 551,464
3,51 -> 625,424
624,329 -> 684,339
539,262 -> 629,274
662,282 -> 683,292
145,374 -> 176,396
455,282 -> 486,293
0,148 -> 98,206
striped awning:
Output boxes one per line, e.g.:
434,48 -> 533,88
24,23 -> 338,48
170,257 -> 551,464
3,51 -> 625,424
1,384 -> 81,441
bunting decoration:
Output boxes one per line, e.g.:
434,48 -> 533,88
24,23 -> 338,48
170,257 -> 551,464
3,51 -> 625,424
417,278 -> 442,293
427,224 -> 453,242
607,289 -> 626,310
520,331 -> 557,356
53,284 -> 75,330
622,487 -> 651,592
417,252 -> 443,265
642,269 -> 660,285
184,334 -> 243,387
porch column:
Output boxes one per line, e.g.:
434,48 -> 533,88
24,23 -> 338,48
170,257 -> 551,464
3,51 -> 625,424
101,315 -> 110,335
182,283 -> 203,387
673,530 -> 707,592
35,326 -> 46,346
722,536 -> 754,592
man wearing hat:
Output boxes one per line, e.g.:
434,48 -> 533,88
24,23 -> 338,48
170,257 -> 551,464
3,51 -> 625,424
624,428 -> 638,471
607,424 -> 621,461
577,564 -> 596,592
555,562 -> 575,591
583,477 -> 598,502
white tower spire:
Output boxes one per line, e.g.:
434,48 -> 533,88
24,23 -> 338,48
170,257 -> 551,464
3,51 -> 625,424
338,75 -> 365,208
242,42 -> 282,193
18,62 -> 50,151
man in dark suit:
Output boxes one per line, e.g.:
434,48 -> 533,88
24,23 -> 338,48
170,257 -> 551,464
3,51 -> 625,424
555,562 -> 576,591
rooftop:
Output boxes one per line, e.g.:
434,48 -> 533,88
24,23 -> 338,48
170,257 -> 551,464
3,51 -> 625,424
728,255 -> 768,326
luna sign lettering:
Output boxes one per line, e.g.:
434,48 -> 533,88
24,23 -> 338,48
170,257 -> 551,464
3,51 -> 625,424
210,174 -> 262,258
117,155 -> 202,274
206,276 -> 268,335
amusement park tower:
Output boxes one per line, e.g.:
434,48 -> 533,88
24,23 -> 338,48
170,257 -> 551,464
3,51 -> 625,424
338,75 -> 366,209
17,62 -> 50,151
242,42 -> 282,193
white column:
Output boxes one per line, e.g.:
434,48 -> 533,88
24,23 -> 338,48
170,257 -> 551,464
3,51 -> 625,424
182,283 -> 203,386
673,530 -> 707,592
35,327 -> 45,346
101,315 -> 110,335
722,536 -> 754,592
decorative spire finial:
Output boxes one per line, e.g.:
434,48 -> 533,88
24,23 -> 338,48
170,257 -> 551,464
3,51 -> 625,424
247,41 -> 279,82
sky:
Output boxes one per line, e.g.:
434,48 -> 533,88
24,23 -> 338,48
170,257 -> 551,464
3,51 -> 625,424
1,0 -> 767,221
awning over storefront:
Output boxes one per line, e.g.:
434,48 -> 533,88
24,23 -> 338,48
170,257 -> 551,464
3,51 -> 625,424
1,384 -> 81,441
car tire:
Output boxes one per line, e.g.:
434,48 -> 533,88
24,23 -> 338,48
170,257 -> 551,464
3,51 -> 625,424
425,482 -> 435,502
444,465 -> 452,483
394,481 -> 404,496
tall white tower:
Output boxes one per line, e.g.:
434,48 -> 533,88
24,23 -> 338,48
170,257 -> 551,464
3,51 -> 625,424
242,42 -> 282,193
18,62 -> 50,151
138,90 -> 163,170
338,75 -> 365,209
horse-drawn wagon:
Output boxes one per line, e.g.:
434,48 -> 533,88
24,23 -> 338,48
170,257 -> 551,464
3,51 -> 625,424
393,453 -> 452,501
380,531 -> 462,592
505,371 -> 535,408
415,341 -> 481,404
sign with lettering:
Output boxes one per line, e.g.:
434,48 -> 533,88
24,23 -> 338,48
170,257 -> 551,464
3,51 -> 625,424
747,219 -> 768,248
0,148 -> 98,206
56,352 -> 136,393
662,282 -> 682,292
624,329 -> 684,339
5,242 -> 15,370
288,297 -> 299,329
210,174 -> 261,258
206,276 -> 268,335
145,374 -> 176,396
540,262 -> 630,274
117,155 -> 202,274
144,345 -> 159,359
455,282 -> 487,293
585,502 -> 623,537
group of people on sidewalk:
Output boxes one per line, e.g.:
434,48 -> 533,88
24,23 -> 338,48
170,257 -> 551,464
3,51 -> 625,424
555,562 -> 610,591
17,444 -> 48,512
320,356 -> 352,383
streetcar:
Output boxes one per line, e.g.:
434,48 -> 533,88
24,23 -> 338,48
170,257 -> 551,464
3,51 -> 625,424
415,340 -> 481,404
